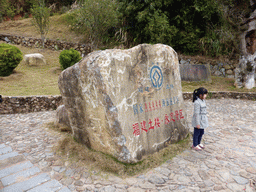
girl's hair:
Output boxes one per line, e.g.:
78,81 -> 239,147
193,87 -> 208,102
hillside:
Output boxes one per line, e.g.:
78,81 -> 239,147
0,15 -> 85,44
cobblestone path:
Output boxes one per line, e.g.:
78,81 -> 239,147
0,99 -> 256,192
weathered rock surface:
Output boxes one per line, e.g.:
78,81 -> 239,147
180,64 -> 211,82
24,53 -> 46,65
58,44 -> 189,163
54,105 -> 70,128
234,5 -> 256,89
235,55 -> 256,89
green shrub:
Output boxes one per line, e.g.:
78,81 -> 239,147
60,6 -> 69,14
64,0 -> 119,48
59,49 -> 82,70
117,0 -> 222,55
0,43 -> 23,77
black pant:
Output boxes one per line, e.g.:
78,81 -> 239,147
193,128 -> 204,147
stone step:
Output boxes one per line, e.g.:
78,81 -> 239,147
58,187 -> 72,192
0,173 -> 51,192
0,152 -> 19,161
0,161 -> 33,179
1,166 -> 41,186
0,147 -> 12,155
0,155 -> 26,170
27,179 -> 63,192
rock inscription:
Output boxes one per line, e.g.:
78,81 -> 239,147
58,44 -> 189,163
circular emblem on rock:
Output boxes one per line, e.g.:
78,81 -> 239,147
150,65 -> 163,90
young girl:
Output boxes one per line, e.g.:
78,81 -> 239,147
192,87 -> 208,151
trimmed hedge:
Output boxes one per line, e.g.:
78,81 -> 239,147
59,49 -> 82,70
0,43 -> 23,76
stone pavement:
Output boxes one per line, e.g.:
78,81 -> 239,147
0,99 -> 256,192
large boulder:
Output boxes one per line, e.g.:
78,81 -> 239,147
58,44 -> 189,163
24,53 -> 46,66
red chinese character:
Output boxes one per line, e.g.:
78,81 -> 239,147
148,102 -> 152,111
159,100 -> 162,108
148,119 -> 154,130
155,101 -> 158,110
164,114 -> 170,125
155,117 -> 161,128
133,123 -> 140,136
175,110 -> 179,120
179,109 -> 184,119
152,101 -> 155,110
140,121 -> 148,132
170,113 -> 175,122
145,103 -> 148,112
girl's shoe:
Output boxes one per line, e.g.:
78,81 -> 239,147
199,144 -> 205,149
192,145 -> 202,151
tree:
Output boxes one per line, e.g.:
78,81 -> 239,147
224,0 -> 256,89
31,0 -> 50,48
65,0 -> 119,48
117,0 -> 222,54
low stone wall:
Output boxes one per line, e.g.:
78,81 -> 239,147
0,33 -> 92,56
180,64 -> 211,82
179,55 -> 237,79
0,92 -> 255,114
0,96 -> 62,114
183,92 -> 256,100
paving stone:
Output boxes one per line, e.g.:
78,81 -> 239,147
177,176 -> 191,183
230,169 -> 239,176
249,161 -> 256,169
0,147 -> 12,155
114,184 -> 128,189
204,179 -> 214,187
139,183 -> 155,189
0,173 -> 51,192
154,167 -> 171,176
245,184 -> 255,192
1,99 -> 256,192
214,185 -> 225,191
0,155 -> 25,170
217,170 -> 232,182
127,187 -> 144,192
240,171 -> 253,179
53,173 -> 63,181
198,170 -> 210,180
1,166 -> 40,186
227,183 -> 246,191
148,175 -> 165,184
68,184 -> 75,191
124,178 -> 138,185
58,187 -> 72,192
65,169 -> 74,177
246,167 -> 256,174
61,178 -> 73,186
0,161 -> 33,179
233,176 -> 249,185
74,180 -> 84,186
101,186 -> 116,192
27,179 -> 63,192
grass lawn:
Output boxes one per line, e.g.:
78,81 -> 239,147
0,15 -> 85,43
1,41 -> 256,96
0,13 -> 256,96
182,76 -> 256,93
0,41 -> 61,96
